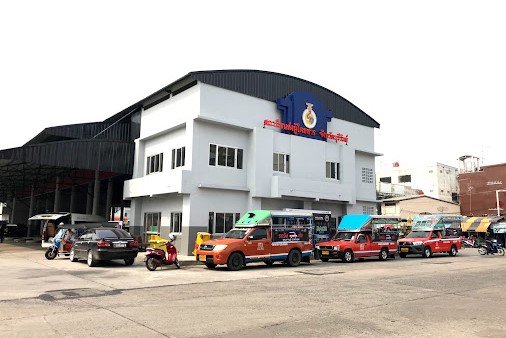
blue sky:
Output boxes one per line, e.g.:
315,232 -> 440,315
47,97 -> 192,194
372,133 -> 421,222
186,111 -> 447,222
1,1 -> 504,170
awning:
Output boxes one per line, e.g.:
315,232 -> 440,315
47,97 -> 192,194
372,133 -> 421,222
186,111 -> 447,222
461,216 -> 504,232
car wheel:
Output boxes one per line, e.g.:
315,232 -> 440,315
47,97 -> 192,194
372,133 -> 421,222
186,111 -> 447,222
287,249 -> 302,267
124,258 -> 135,266
87,250 -> 97,267
423,246 -> 432,258
449,245 -> 457,256
227,252 -> 244,271
146,257 -> 158,271
379,248 -> 389,261
70,248 -> 77,262
342,249 -> 354,263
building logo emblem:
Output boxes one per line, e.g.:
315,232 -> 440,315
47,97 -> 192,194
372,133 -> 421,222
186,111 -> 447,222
262,90 -> 349,143
302,103 -> 317,129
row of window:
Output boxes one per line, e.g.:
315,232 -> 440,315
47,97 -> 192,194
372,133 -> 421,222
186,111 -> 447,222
379,174 -> 411,184
146,147 -> 358,182
143,211 -> 241,236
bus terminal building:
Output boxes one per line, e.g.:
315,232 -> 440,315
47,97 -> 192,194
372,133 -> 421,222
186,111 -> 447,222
0,70 -> 381,255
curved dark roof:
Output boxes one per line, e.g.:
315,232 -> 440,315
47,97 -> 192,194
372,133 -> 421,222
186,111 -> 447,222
105,69 -> 380,128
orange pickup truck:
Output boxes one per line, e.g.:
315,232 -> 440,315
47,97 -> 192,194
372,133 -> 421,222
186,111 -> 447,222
195,210 -> 313,271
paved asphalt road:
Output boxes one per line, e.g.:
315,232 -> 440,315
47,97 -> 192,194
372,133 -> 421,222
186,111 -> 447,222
0,242 -> 505,338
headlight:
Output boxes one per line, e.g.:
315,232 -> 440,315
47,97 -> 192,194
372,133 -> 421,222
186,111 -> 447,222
333,246 -> 340,251
412,241 -> 423,246
213,244 -> 228,251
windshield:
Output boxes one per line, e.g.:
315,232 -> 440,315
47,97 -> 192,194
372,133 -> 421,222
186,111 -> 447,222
406,231 -> 431,238
332,232 -> 355,241
225,228 -> 248,239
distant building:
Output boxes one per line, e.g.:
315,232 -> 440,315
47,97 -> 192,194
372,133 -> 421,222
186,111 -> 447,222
379,195 -> 460,219
376,163 -> 459,203
458,156 -> 506,216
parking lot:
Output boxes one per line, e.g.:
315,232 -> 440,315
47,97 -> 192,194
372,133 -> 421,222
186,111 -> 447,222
1,242 -> 505,337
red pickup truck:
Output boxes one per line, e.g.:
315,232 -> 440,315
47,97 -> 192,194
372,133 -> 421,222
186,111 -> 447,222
315,215 -> 402,263
397,214 -> 462,258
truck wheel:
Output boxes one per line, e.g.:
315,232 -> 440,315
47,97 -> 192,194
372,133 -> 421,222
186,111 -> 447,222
342,249 -> 354,263
449,245 -> 457,256
227,252 -> 244,271
379,248 -> 389,261
287,249 -> 302,267
320,257 -> 329,262
423,246 -> 432,258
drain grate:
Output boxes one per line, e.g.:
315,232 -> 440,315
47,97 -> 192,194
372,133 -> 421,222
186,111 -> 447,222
297,271 -> 344,276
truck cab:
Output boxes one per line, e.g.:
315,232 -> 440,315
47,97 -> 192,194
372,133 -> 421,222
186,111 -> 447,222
195,210 -> 312,271
316,215 -> 401,263
397,214 -> 462,258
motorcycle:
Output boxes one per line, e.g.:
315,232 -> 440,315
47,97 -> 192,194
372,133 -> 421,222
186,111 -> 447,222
477,240 -> 505,256
45,228 -> 73,260
145,233 -> 180,271
462,237 -> 479,248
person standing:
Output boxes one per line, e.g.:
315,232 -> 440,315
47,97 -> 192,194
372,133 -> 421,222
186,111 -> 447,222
0,223 -> 6,243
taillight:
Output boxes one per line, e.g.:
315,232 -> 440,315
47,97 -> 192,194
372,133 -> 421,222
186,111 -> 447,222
97,240 -> 110,247
129,240 -> 138,247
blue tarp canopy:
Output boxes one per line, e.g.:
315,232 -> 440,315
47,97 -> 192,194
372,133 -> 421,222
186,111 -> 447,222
338,215 -> 371,231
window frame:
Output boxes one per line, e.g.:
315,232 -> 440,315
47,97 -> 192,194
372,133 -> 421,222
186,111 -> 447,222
146,153 -> 164,175
170,212 -> 182,233
326,161 -> 340,180
273,153 -> 290,174
171,146 -> 186,169
209,143 -> 243,169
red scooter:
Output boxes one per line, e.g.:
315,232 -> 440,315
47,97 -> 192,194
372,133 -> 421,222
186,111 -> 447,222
145,234 -> 181,271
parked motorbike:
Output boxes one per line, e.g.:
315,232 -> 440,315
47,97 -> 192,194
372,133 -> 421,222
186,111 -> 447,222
145,233 -> 180,271
462,237 -> 479,248
477,240 -> 505,256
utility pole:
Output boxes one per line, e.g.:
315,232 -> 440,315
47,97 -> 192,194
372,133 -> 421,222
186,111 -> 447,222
496,190 -> 506,216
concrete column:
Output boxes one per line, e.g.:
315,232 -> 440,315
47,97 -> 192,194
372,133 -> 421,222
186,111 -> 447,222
86,183 -> 93,214
69,185 -> 76,213
28,185 -> 35,237
105,179 -> 113,221
92,170 -> 100,216
53,176 -> 61,212
10,196 -> 16,224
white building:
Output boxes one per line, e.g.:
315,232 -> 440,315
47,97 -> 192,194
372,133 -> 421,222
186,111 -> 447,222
123,70 -> 381,254
376,163 -> 459,203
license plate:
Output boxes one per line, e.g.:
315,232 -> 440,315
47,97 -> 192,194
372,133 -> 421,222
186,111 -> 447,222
199,254 -> 207,262
114,243 -> 126,248
322,251 -> 329,255
401,248 -> 409,252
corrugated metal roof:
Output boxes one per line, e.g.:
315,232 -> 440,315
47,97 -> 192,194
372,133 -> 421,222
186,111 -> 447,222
105,70 -> 379,128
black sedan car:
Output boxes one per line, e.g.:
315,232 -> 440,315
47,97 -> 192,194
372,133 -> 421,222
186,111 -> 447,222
70,227 -> 138,267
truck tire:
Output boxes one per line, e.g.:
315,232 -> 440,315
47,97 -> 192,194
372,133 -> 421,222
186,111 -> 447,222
423,246 -> 432,258
287,249 -> 302,267
379,248 -> 389,261
227,252 -> 244,271
342,249 -> 354,263
449,245 -> 457,256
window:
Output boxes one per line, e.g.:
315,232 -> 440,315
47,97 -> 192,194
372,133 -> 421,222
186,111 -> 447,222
209,144 -> 243,169
171,147 -> 185,169
208,212 -> 241,234
380,177 -> 391,183
399,175 -> 411,183
144,212 -> 161,243
170,212 -> 182,233
362,206 -> 375,214
273,153 -> 290,173
146,153 -> 163,175
326,161 -> 340,180
249,228 -> 267,240
361,168 -> 373,183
